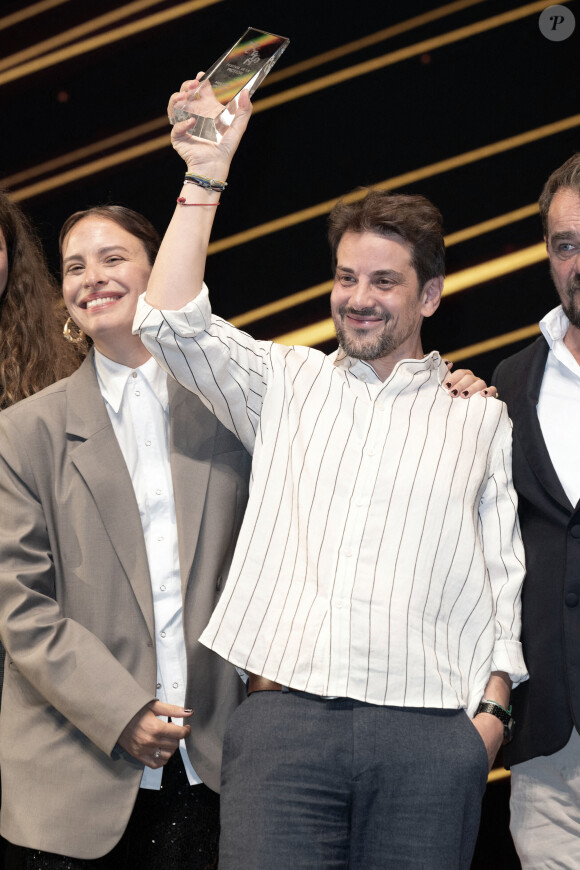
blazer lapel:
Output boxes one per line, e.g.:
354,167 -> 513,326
512,338 -> 573,512
168,380 -> 217,594
65,355 -> 155,640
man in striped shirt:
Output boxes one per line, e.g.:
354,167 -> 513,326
135,82 -> 526,869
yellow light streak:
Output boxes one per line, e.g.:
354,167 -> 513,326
1,119 -> 168,190
0,0 -> 176,73
442,242 -> 547,296
272,243 -> 547,347
5,2 -> 569,195
487,767 -> 510,784
231,282 -> 332,328
445,324 -> 541,363
230,210 -> 543,327
252,1 -> 561,119
0,0 -> 73,31
0,0 -> 224,86
0,0 -> 537,86
13,108 -> 568,206
445,204 -> 539,247
10,134 -> 171,202
5,0 -> 555,89
207,115 -> 578,256
265,0 -> 489,86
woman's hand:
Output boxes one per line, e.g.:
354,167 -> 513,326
168,76 -> 253,178
443,361 -> 497,398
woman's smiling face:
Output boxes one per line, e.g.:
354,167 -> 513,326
61,216 -> 152,364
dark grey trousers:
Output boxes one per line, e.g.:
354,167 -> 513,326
219,691 -> 489,869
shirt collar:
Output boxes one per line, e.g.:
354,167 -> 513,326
330,346 -> 443,383
94,349 -> 169,413
539,304 -> 570,348
539,304 -> 580,378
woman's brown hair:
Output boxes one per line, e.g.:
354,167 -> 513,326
0,191 -> 83,408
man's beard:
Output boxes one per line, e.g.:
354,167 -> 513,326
558,271 -> 580,330
333,306 -> 403,361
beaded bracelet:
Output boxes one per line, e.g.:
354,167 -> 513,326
177,197 -> 219,207
184,172 -> 228,193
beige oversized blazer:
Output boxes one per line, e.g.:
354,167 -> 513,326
0,351 -> 251,859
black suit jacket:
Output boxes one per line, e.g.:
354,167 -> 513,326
494,337 -> 580,766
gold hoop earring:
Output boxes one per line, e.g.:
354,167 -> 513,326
63,317 -> 86,345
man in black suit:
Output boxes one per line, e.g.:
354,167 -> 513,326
494,153 -> 580,868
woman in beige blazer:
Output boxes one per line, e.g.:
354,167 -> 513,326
0,206 -> 250,869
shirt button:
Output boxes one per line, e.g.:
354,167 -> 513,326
132,372 -> 137,378
145,440 -> 151,447
156,682 -> 161,689
160,631 -> 166,638
172,682 -> 179,689
343,550 -> 352,558
155,489 -> 162,495
157,536 -> 164,542
160,584 -> 166,592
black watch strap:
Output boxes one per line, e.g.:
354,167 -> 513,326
476,700 -> 515,745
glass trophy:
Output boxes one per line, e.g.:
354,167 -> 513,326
171,27 -> 290,142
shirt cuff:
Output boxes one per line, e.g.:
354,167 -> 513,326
134,284 -> 212,337
491,639 -> 528,688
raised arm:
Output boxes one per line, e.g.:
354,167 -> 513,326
145,77 -> 253,311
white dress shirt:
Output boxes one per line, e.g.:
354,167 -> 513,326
136,286 -> 527,717
538,305 -> 580,507
94,350 -> 201,789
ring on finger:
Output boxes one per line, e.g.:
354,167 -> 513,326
153,749 -> 161,759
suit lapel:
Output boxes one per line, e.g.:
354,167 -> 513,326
65,354 -> 155,640
511,339 -> 573,512
168,380 -> 217,594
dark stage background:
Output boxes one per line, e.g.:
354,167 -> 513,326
1,1 -> 578,866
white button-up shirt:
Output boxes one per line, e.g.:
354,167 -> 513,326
136,286 -> 527,717
95,350 -> 201,789
538,305 -> 580,507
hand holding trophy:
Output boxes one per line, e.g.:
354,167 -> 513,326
170,27 -> 289,143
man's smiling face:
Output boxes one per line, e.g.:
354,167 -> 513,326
330,230 -> 441,378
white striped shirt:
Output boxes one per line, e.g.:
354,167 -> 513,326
136,286 -> 527,716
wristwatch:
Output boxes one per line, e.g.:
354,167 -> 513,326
476,699 -> 515,745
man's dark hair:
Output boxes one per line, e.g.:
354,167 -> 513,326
539,153 -> 580,236
328,189 -> 445,291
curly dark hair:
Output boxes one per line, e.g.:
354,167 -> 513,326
0,191 -> 83,408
